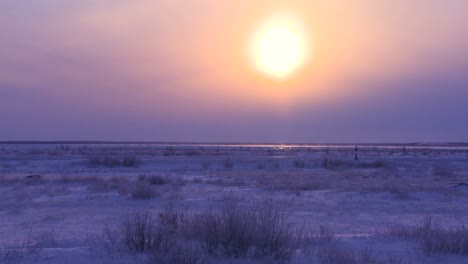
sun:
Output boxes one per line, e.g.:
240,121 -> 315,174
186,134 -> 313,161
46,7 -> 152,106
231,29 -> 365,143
250,15 -> 309,80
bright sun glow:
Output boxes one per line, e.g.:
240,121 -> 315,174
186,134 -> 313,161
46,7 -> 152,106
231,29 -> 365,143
251,15 -> 309,80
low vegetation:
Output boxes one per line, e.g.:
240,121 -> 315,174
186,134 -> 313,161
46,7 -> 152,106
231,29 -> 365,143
0,228 -> 59,262
316,246 -> 406,264
322,158 -> 387,170
87,156 -> 141,168
138,174 -> 170,185
385,216 -> 468,255
105,199 -> 301,263
130,181 -> 158,200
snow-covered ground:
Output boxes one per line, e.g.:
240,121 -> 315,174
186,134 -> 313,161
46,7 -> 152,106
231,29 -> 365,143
1,143 -> 467,263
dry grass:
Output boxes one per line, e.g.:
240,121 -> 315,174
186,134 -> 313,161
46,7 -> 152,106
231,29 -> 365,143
186,199 -> 301,260
139,174 -> 170,185
314,225 -> 337,242
86,156 -> 141,168
105,199 -> 300,262
1,241 -> 39,262
419,227 -> 468,255
317,246 -> 363,264
120,210 -> 158,252
385,216 -> 468,255
104,208 -> 201,263
130,181 -> 158,200
315,246 -> 407,264
322,159 -> 387,170
213,169 -> 450,195
0,228 -> 58,262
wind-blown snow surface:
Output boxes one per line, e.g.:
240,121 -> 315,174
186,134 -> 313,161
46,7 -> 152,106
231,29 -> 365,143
1,143 -> 468,263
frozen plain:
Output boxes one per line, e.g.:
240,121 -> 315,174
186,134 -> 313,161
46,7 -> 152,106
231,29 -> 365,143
0,143 -> 467,263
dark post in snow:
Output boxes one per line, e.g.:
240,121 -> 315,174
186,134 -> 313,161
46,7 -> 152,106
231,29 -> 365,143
354,145 -> 358,160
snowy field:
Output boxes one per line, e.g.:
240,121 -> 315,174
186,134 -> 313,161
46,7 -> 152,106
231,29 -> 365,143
1,143 -> 468,263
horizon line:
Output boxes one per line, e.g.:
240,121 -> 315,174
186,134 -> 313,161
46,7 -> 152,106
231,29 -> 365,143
0,141 -> 467,146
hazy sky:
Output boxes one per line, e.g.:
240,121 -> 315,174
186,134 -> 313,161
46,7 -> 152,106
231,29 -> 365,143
1,0 -> 467,142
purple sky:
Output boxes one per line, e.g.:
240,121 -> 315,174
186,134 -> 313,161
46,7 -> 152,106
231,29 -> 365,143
1,1 -> 467,143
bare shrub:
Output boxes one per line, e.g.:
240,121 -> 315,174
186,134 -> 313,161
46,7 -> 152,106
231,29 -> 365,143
186,199 -> 300,260
187,210 -> 224,256
385,216 -> 436,240
86,156 -> 141,168
103,225 -> 121,250
315,225 -> 336,242
130,181 -> 158,200
105,200 -> 300,262
139,175 -> 170,185
215,203 -> 253,257
122,156 -> 141,167
159,207 -> 186,231
317,246 -> 358,264
386,255 -> 406,264
317,246 -> 380,264
316,245 -> 407,264
150,241 -> 201,264
109,207 -> 195,263
109,177 -> 132,196
360,247 -> 380,263
121,210 -> 157,252
0,240 -> 39,261
251,200 -> 301,260
385,216 -> 468,255
419,226 -> 468,255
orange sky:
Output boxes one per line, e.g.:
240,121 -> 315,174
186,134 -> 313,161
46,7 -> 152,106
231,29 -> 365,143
1,0 -> 467,142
